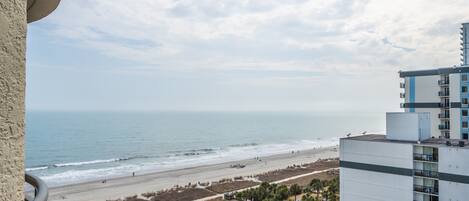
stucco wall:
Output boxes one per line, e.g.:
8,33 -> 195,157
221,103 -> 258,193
0,0 -> 27,200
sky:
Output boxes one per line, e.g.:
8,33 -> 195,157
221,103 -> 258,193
26,0 -> 469,112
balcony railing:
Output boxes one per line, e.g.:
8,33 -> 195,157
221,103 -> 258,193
25,173 -> 48,201
414,184 -> 439,195
438,80 -> 449,85
438,91 -> 449,97
440,102 -> 450,108
438,124 -> 450,130
438,113 -> 449,119
414,153 -> 438,162
414,170 -> 439,179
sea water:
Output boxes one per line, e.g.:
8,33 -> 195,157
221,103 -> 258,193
25,111 -> 384,187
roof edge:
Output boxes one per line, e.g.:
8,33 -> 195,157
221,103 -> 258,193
27,0 -> 61,23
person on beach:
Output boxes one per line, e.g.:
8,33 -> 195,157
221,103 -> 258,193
132,172 -> 135,177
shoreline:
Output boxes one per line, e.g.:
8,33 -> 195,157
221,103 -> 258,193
49,145 -> 338,201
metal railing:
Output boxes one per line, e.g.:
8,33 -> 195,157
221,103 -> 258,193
438,113 -> 450,118
413,153 -> 438,162
438,91 -> 449,97
438,80 -> 449,85
414,169 -> 439,179
414,184 -> 439,195
438,124 -> 450,130
25,173 -> 48,201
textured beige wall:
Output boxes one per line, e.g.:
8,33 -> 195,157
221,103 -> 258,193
0,0 -> 27,200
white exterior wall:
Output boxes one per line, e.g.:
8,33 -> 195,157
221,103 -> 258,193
413,75 -> 441,138
439,181 -> 469,201
414,75 -> 440,102
340,139 -> 414,201
450,74 -> 461,139
438,146 -> 469,200
438,146 -> 469,176
386,112 -> 431,141
403,73 -> 464,138
450,74 -> 461,102
340,168 -> 413,201
451,108 -> 461,139
414,108 -> 440,137
340,139 -> 413,168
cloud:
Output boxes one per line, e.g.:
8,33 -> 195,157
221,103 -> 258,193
40,0 -> 469,74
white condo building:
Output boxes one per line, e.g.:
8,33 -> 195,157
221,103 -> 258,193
340,112 -> 469,201
340,22 -> 469,201
400,23 -> 469,139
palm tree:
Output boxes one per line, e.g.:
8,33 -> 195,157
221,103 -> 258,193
289,184 -> 302,201
309,179 -> 323,199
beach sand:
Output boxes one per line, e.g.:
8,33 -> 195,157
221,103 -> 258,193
49,146 -> 338,201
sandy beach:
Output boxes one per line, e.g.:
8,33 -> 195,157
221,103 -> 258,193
49,146 -> 338,201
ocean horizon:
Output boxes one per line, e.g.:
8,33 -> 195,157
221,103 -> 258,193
25,111 -> 385,187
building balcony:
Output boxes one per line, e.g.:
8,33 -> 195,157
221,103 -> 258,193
439,102 -> 450,108
415,195 -> 439,201
414,153 -> 438,162
438,80 -> 449,85
438,113 -> 449,119
25,173 -> 48,201
414,169 -> 439,179
400,93 -> 405,98
414,184 -> 439,195
400,82 -> 405,88
438,91 -> 449,97
438,124 -> 450,130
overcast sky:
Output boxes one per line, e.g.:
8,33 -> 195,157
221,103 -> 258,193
26,0 -> 469,112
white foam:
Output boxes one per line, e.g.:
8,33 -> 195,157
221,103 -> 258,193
39,137 -> 339,187
26,166 -> 49,171
53,158 -> 123,167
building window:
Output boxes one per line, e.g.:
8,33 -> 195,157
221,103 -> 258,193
463,98 -> 469,104
463,86 -> 468,93
463,74 -> 468,81
464,133 -> 469,140
463,121 -> 468,128
464,110 -> 468,117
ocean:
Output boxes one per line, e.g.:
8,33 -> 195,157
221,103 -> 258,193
25,111 -> 385,187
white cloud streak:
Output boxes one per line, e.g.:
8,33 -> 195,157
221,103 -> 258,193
43,0 -> 469,75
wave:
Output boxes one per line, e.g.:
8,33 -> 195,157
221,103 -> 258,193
37,137 -> 339,187
228,143 -> 258,147
53,158 -> 126,167
26,166 -> 49,171
27,155 -> 152,171
169,148 -> 218,156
